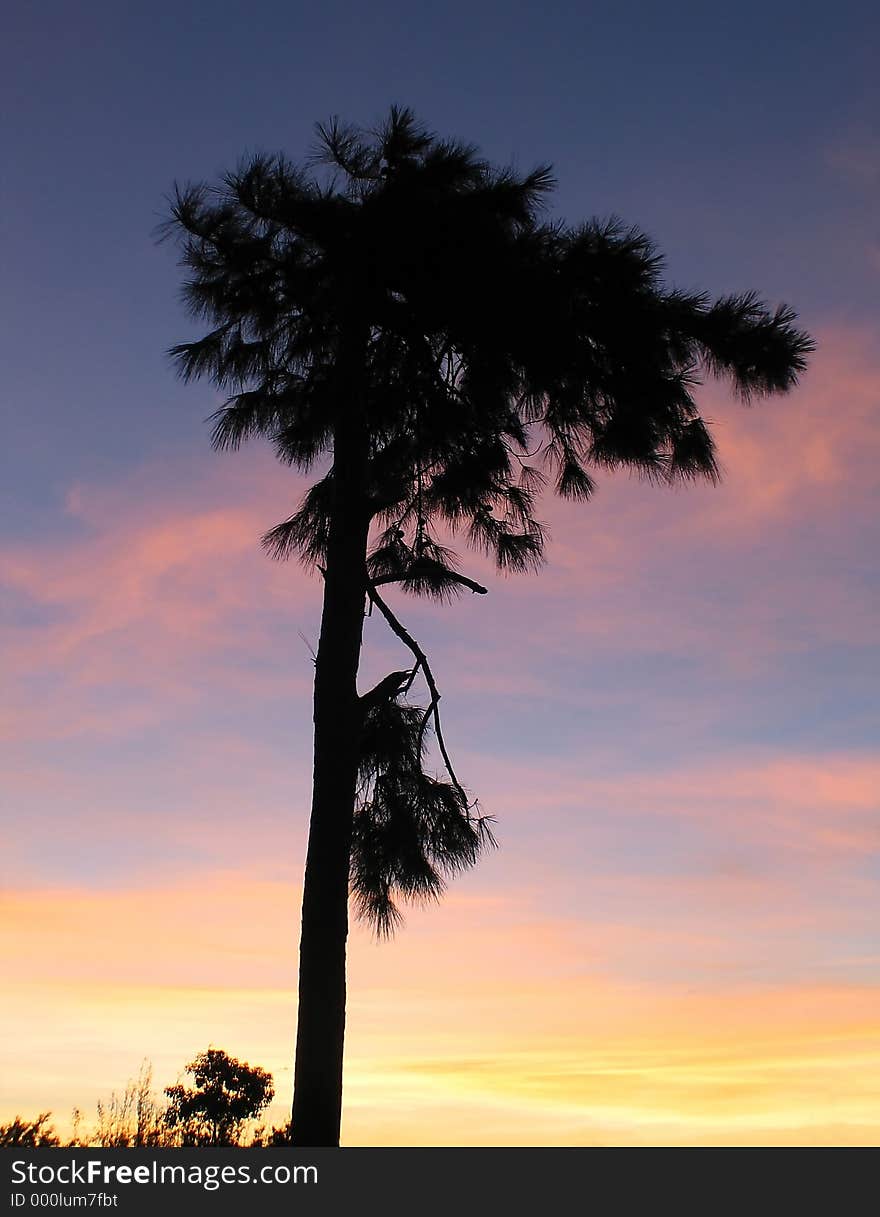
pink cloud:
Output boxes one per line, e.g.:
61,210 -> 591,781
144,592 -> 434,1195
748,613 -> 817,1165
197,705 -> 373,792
2,325 -> 877,752
0,452 -> 318,740
376,327 -> 879,684
472,749 -> 880,861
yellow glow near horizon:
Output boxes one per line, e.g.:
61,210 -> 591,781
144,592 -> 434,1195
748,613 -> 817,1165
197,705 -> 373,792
2,876 -> 879,1146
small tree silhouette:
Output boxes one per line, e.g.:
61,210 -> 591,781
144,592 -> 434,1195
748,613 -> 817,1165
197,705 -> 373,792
164,1049 -> 273,1146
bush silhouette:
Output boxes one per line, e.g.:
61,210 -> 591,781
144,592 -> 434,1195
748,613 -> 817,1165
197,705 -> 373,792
0,1114 -> 60,1147
164,1048 -> 274,1146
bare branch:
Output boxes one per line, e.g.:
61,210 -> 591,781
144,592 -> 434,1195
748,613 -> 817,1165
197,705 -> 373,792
366,581 -> 471,807
370,570 -> 488,595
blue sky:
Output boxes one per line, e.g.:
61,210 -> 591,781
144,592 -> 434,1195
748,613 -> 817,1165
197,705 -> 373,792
4,0 -> 878,493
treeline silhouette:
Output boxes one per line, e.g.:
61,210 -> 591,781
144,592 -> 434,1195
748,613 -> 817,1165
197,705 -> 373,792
0,1048 -> 290,1148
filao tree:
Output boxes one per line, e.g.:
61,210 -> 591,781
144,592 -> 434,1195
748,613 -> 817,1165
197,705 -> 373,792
164,1049 -> 273,1146
163,107 -> 812,1145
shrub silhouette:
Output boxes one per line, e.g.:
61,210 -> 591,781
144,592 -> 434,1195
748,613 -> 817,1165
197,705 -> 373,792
164,1048 -> 274,1146
0,1114 -> 60,1147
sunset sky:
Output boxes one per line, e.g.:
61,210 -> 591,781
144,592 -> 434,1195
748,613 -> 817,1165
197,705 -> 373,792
2,0 -> 879,1145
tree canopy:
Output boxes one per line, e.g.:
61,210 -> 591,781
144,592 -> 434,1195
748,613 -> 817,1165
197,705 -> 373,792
164,1048 -> 273,1146
168,106 -> 811,581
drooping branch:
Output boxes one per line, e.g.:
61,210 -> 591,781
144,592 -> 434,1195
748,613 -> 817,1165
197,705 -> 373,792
365,580 -> 471,810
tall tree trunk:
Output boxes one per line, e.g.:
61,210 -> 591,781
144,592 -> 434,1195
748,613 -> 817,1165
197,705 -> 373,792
291,343 -> 369,1147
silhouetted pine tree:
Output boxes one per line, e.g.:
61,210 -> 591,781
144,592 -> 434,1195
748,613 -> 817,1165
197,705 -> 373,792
163,106 -> 812,1145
